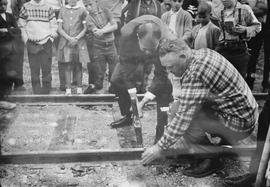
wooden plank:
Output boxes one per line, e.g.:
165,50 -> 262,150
0,145 -> 256,165
7,93 -> 268,104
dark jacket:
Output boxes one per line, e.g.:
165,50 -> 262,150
0,12 -> 21,59
119,15 -> 175,96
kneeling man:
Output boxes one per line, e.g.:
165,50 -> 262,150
142,38 -> 258,178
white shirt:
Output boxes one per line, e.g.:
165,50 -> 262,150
1,13 -> 6,21
168,10 -> 177,35
194,22 -> 210,50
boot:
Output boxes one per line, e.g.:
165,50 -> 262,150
109,113 -> 133,128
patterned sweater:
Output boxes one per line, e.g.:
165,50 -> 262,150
18,0 -> 58,44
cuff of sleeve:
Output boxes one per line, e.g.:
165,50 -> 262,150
157,138 -> 167,150
82,20 -> 86,24
57,19 -> 63,23
128,88 -> 137,94
144,91 -> 156,100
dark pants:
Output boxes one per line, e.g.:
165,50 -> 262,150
87,42 -> 118,90
170,101 -> 254,154
217,45 -> 250,79
249,93 -> 270,175
111,62 -> 173,141
246,26 -> 270,90
0,53 -> 15,99
13,40 -> 24,88
27,40 -> 52,94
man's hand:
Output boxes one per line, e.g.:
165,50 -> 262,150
137,101 -> 144,118
0,28 -> 8,32
93,28 -> 104,37
141,144 -> 162,165
232,25 -> 247,34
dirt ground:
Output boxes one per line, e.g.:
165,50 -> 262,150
0,47 -> 268,186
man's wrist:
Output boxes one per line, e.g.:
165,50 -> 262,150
144,91 -> 156,100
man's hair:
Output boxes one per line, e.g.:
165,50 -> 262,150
159,38 -> 189,57
137,21 -> 162,40
197,2 -> 212,16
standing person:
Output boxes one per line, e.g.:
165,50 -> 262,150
57,0 -> 89,95
191,2 -> 221,49
142,38 -> 258,178
6,0 -> 26,92
83,0 -> 118,94
215,0 -> 261,78
245,0 -> 269,92
98,0 -> 125,53
110,15 -> 176,143
0,0 -> 22,97
18,0 -> 58,94
161,0 -> 192,42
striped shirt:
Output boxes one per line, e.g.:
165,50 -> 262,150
158,49 -> 258,149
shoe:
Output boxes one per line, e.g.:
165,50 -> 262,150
182,158 -> 224,178
223,173 -> 256,187
65,88 -> 72,96
60,86 -> 66,92
109,115 -> 133,128
0,101 -> 16,110
84,84 -> 96,94
77,87 -> 83,94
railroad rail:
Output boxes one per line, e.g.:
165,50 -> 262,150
7,92 -> 268,105
0,93 -> 267,165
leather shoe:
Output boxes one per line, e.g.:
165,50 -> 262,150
183,158 -> 224,178
109,115 -> 133,128
223,173 -> 256,187
84,84 -> 96,94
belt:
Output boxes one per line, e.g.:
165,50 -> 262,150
94,40 -> 114,47
221,40 -> 247,48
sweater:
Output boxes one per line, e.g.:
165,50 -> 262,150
18,0 -> 58,44
191,21 -> 221,50
161,8 -> 192,42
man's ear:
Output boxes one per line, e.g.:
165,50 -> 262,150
178,53 -> 186,60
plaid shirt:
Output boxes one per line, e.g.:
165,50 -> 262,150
158,49 -> 258,149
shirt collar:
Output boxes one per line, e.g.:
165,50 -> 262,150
66,4 -> 80,9
200,21 -> 211,29
30,0 -> 45,6
142,0 -> 153,5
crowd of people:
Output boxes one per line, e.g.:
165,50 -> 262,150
0,0 -> 269,96
1,0 -> 270,185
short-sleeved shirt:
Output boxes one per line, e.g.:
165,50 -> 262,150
98,0 -> 124,21
86,8 -> 115,43
58,6 -> 87,37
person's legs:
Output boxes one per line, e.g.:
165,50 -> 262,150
40,41 -> 53,94
246,31 -> 264,90
182,103 -> 253,177
74,62 -> 82,87
28,51 -> 41,94
14,40 -> 25,89
154,81 -> 173,143
58,61 -> 66,91
105,44 -> 118,93
65,63 -> 72,95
